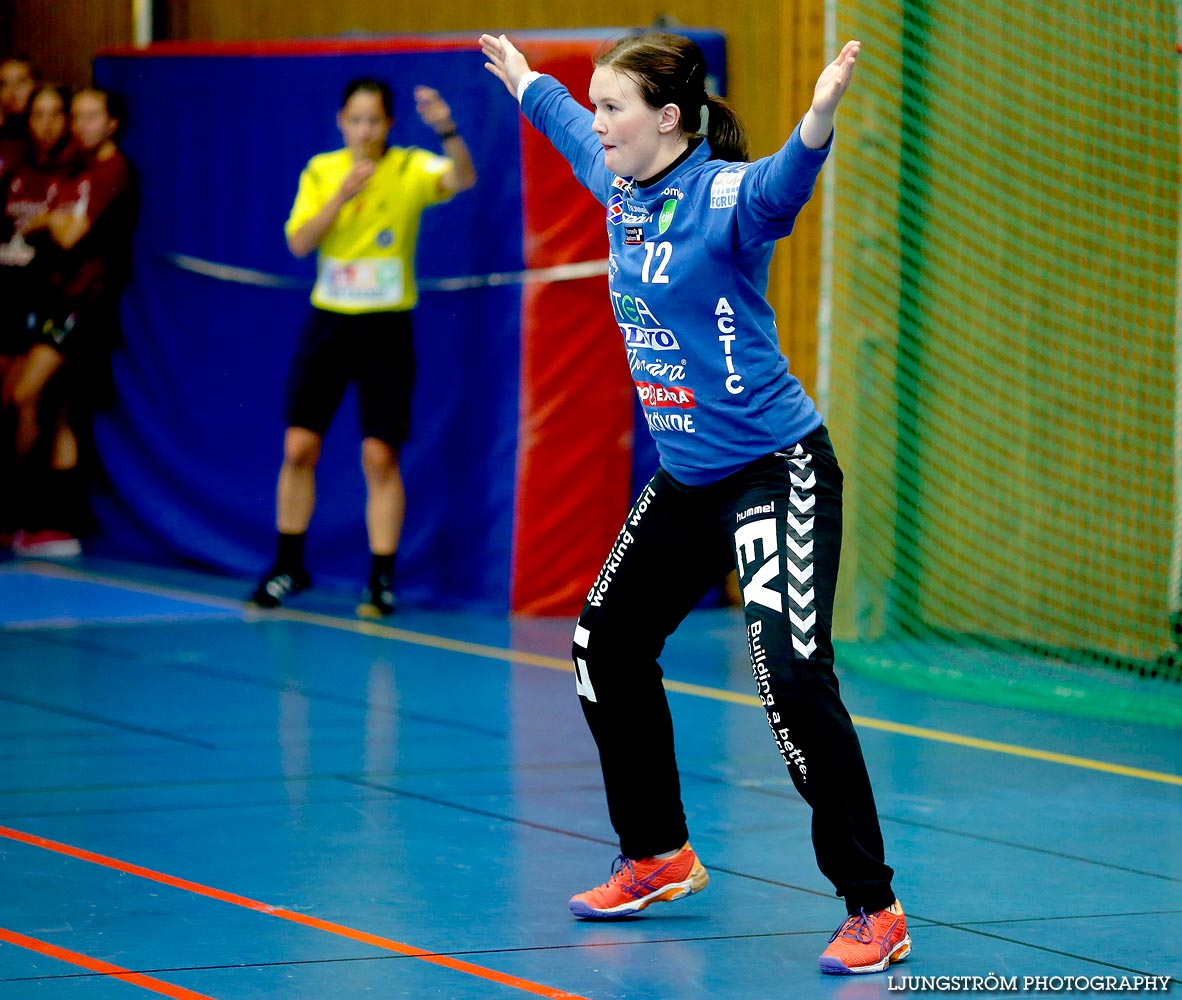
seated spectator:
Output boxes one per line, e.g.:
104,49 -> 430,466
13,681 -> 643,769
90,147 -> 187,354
3,86 -> 136,557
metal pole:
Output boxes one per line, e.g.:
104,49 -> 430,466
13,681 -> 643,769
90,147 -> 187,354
133,0 -> 153,46
1170,1 -> 1182,636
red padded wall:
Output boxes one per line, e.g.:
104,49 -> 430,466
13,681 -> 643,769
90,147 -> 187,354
509,41 -> 635,616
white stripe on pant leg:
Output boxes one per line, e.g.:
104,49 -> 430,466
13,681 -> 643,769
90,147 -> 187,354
573,624 -> 597,702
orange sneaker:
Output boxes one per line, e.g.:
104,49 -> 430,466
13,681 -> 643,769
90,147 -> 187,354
819,901 -> 911,974
569,844 -> 709,919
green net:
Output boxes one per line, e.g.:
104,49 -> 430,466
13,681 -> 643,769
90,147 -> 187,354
823,0 -> 1182,702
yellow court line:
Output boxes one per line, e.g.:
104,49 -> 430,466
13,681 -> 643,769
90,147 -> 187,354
13,562 -> 1182,788
284,608 -> 1182,788
10,562 -> 251,612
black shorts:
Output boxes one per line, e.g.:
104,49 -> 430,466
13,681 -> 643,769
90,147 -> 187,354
0,265 -> 37,357
283,307 -> 415,448
32,299 -> 122,361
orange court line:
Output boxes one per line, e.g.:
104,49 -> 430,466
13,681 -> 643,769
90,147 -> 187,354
0,825 -> 588,1000
0,925 -> 215,1000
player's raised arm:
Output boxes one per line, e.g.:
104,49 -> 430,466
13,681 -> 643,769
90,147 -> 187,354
479,33 -> 532,99
800,39 -> 861,149
477,31 -> 607,199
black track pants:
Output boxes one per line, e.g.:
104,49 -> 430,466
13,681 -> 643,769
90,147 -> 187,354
572,426 -> 895,913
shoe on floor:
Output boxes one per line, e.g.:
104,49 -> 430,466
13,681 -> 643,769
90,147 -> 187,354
12,529 -> 82,558
249,566 -> 311,608
357,574 -> 396,618
569,843 -> 708,919
819,901 -> 911,974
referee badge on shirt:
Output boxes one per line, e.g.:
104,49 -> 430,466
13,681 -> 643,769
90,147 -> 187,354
375,228 -> 395,248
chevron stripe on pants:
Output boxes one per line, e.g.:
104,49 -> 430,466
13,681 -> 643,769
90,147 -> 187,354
572,425 -> 896,914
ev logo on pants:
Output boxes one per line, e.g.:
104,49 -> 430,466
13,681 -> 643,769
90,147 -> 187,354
735,518 -> 781,613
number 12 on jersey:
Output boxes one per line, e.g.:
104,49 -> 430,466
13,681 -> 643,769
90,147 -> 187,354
641,241 -> 672,284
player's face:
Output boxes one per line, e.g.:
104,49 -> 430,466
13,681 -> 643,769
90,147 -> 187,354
589,67 -> 666,180
27,90 -> 66,153
71,92 -> 116,152
338,91 -> 392,162
0,61 -> 34,117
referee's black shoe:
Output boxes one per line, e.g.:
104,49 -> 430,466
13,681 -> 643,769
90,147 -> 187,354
250,566 -> 311,608
357,574 -> 396,618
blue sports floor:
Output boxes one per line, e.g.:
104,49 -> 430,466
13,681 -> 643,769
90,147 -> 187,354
0,557 -> 1179,999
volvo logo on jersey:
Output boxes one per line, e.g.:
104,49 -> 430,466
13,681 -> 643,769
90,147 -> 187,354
621,325 -> 680,350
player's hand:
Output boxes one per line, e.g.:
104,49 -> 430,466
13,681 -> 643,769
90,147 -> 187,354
811,39 -> 861,117
415,86 -> 455,135
479,33 -> 531,97
340,158 -> 377,200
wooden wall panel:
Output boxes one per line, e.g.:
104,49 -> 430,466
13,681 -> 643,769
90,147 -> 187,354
0,3 -> 14,60
11,0 -> 133,87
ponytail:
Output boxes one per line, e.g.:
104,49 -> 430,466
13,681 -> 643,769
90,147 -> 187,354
702,94 -> 748,163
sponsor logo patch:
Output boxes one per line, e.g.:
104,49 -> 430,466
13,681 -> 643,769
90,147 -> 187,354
658,199 -> 677,234
621,325 -> 681,350
634,381 -> 696,408
710,164 -> 749,209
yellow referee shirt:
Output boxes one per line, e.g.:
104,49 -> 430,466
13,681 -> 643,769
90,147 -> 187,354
285,146 -> 454,314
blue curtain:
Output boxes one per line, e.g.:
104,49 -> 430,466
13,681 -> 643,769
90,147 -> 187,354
92,44 -> 523,611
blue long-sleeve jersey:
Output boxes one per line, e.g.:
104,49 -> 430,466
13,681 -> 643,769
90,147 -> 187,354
522,75 -> 830,486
